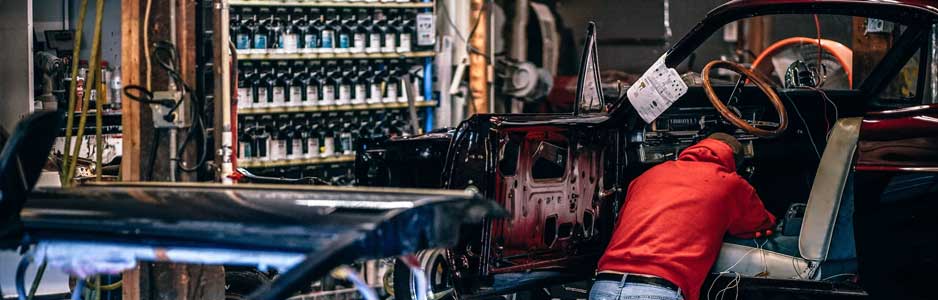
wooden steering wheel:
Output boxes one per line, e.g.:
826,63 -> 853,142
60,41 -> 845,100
701,60 -> 789,138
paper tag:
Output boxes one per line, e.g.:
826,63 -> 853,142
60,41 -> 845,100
627,55 -> 688,123
416,13 -> 436,46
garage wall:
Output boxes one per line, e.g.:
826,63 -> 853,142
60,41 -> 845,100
556,0 -> 726,73
0,0 -> 34,130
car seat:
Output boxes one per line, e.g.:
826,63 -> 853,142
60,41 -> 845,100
710,117 -> 861,280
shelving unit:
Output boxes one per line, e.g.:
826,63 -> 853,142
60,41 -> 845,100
229,1 -> 434,8
239,100 -> 436,114
226,0 -> 438,182
239,154 -> 356,168
236,50 -> 435,61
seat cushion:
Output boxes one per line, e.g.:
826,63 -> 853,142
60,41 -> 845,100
710,240 -> 811,279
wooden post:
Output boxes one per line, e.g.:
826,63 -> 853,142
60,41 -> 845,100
120,0 -> 226,298
468,0 -> 489,114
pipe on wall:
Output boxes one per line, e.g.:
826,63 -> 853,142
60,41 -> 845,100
469,0 -> 489,114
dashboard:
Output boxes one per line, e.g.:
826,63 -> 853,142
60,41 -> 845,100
634,106 -> 765,164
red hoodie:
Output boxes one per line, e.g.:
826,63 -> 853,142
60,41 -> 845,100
596,138 -> 776,300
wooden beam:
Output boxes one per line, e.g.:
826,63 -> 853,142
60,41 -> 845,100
121,0 -> 142,181
468,0 -> 489,114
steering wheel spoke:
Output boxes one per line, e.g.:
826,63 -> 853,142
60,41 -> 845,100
702,60 -> 789,138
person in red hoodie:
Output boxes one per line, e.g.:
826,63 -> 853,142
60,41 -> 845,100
589,133 -> 776,300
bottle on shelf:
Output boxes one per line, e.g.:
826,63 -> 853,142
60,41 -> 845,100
381,9 -> 398,53
256,116 -> 272,161
290,61 -> 308,107
239,8 -> 258,52
307,61 -> 323,106
269,8 -> 286,51
397,10 -> 413,53
336,9 -> 353,54
239,116 -> 255,162
351,60 -> 368,105
273,61 -> 290,108
406,60 -> 425,101
270,115 -> 290,161
253,8 -> 272,52
321,61 -> 339,105
306,8 -> 323,54
384,61 -> 400,103
340,122 -> 354,156
352,9 -> 369,53
294,114 -> 309,159
368,62 -> 385,104
281,9 -> 300,53
321,8 -> 338,53
306,118 -> 321,158
257,61 -> 275,107
232,9 -> 250,50
322,121 -> 336,157
366,9 -> 383,53
336,61 -> 353,105
237,62 -> 254,109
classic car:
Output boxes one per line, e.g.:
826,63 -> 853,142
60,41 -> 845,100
356,1 -> 938,299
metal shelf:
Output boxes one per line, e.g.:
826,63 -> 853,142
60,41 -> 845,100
229,1 -> 434,8
239,100 -> 436,115
236,50 -> 435,61
239,154 -> 356,168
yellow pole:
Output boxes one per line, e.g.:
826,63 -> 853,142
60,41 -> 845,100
60,0 -> 90,183
66,0 -> 106,184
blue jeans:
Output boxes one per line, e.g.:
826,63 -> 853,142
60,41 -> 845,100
589,276 -> 684,300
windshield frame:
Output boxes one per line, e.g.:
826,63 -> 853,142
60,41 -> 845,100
661,0 -> 938,98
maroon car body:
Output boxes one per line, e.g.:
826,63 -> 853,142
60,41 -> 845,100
359,1 -> 938,299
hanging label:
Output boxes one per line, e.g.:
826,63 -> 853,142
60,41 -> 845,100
238,87 -> 251,108
352,33 -> 366,52
398,33 -> 412,52
236,34 -> 252,49
321,30 -> 335,48
416,13 -> 436,46
323,137 -> 335,156
627,55 -> 688,123
273,86 -> 286,106
307,138 -> 320,158
307,85 -> 320,104
290,86 -> 303,106
257,87 -> 269,107
305,34 -> 319,49
253,35 -> 268,49
386,82 -> 398,101
338,84 -> 352,103
354,84 -> 367,103
322,85 -> 336,103
281,33 -> 299,51
368,33 -> 382,52
383,34 -> 396,52
370,83 -> 383,103
291,139 -> 303,159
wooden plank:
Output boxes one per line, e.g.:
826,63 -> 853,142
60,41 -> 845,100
468,0 -> 488,114
121,0 -> 142,181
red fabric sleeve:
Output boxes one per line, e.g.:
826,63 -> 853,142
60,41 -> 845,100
727,184 -> 777,238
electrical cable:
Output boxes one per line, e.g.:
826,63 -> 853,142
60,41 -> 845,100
144,0 -> 153,90
15,255 -> 30,300
780,92 -> 822,160
436,0 -> 466,44
70,278 -> 85,300
150,41 -> 211,173
335,267 -> 379,300
27,261 -> 47,300
401,255 -> 429,300
820,273 -> 857,281
466,0 -> 492,60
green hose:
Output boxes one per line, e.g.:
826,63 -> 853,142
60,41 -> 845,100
59,0 -> 89,185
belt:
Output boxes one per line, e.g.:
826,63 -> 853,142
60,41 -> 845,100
595,272 -> 679,292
